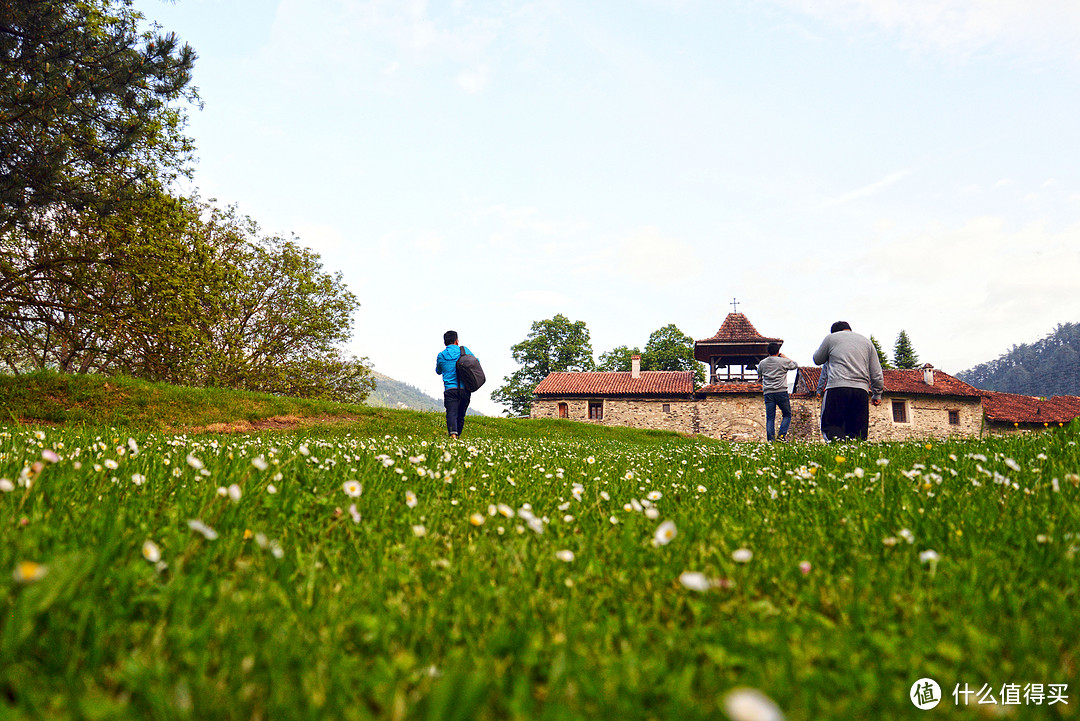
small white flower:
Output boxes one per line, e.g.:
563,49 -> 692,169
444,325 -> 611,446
732,548 -> 753,563
131,473 -> 146,486
187,519 -> 218,541
0,479 -> 13,492
653,520 -> 677,546
1004,458 -> 1021,473
723,687 -> 785,721
696,484 -> 707,493
898,528 -> 915,544
411,524 -> 427,537
41,449 -> 60,464
128,438 -> 139,455
876,458 -> 890,466
646,490 -> 662,501
348,503 -> 361,523
228,484 -> 242,502
186,454 -> 203,470
217,486 -> 228,497
469,513 -> 485,527
269,541 -> 284,559
298,445 -> 310,456
142,540 -> 162,563
251,456 -> 269,471
678,571 -> 711,592
266,484 -> 278,494
555,549 -> 575,563
405,490 -> 418,508
104,459 -> 119,470
919,549 -> 940,564
342,480 -> 363,498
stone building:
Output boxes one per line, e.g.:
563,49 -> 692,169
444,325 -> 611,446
530,311 -> 1080,441
980,391 -> 1080,434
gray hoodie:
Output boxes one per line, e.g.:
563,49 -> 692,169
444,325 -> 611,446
812,331 -> 885,401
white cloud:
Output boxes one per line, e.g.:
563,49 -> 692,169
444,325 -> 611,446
858,217 -> 1080,371
456,64 -> 491,93
769,0 -> 1080,60
514,290 -> 573,307
822,170 -> 911,207
616,227 -> 701,286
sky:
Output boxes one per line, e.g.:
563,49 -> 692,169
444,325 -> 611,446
131,0 -> 1080,415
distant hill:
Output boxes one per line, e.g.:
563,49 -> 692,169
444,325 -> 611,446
365,371 -> 484,415
957,323 -> 1080,397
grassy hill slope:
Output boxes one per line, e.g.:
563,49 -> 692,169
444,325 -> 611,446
0,371 -> 688,443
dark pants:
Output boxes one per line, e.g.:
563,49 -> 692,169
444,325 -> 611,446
444,388 -> 471,436
820,387 -> 870,441
764,391 -> 792,441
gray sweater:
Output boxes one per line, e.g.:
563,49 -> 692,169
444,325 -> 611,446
812,331 -> 885,401
757,355 -> 798,394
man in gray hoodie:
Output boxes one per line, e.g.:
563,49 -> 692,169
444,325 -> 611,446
757,342 -> 799,441
812,321 -> 884,441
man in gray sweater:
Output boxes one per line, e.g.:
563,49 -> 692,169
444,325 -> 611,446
812,321 -> 884,441
757,342 -> 799,441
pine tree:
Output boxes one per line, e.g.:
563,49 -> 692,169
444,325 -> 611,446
893,330 -> 920,369
870,335 -> 892,370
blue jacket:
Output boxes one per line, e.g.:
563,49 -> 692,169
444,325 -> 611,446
436,345 -> 472,390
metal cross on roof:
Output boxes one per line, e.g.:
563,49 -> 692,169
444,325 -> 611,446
730,298 -> 740,313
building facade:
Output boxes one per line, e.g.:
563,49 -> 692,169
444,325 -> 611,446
530,312 -> 1080,441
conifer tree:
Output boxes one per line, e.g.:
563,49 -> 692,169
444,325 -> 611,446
893,330 -> 920,369
870,335 -> 892,369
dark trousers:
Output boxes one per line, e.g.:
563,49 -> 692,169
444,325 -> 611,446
764,391 -> 792,441
820,387 -> 870,441
444,388 -> 471,436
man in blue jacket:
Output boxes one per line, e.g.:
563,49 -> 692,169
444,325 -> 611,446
436,330 -> 472,439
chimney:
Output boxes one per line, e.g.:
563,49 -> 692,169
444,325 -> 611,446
631,355 -> 641,379
922,363 -> 934,386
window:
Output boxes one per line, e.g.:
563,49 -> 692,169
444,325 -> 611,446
892,400 -> 908,423
948,410 -> 960,426
588,401 -> 603,420
662,404 -> 671,413
558,403 -> 568,419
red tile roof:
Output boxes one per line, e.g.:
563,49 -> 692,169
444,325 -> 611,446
884,369 -> 983,397
533,371 -> 694,397
696,313 -> 782,344
793,367 -> 982,397
982,391 -> 1080,424
698,382 -> 762,394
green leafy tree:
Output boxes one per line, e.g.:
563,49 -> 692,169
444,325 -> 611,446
0,197 -> 374,402
491,314 -> 594,416
597,345 -> 641,372
893,330 -> 920,369
642,323 -> 706,385
870,335 -> 892,370
0,0 -> 198,230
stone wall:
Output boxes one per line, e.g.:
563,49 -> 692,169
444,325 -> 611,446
532,393 -> 984,442
872,395 -> 982,441
530,398 -> 696,433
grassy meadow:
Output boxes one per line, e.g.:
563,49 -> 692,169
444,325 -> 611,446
1,385 -> 1078,719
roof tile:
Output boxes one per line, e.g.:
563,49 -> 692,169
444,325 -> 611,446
533,371 -> 695,396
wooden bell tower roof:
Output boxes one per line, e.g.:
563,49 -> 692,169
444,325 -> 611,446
694,313 -> 783,368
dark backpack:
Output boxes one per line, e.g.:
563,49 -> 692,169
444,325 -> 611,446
456,347 -> 486,393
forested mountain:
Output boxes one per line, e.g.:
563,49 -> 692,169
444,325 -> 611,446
957,323 -> 1080,397
366,371 -> 483,415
